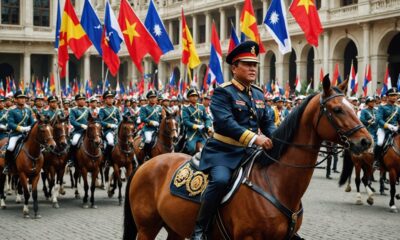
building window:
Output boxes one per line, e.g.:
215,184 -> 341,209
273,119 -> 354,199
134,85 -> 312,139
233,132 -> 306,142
256,8 -> 263,25
199,25 -> 205,43
34,0 -> 50,27
341,0 -> 358,6
316,0 -> 321,10
1,0 -> 20,25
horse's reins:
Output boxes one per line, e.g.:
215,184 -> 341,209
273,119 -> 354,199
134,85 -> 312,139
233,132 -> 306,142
50,122 -> 70,156
82,123 -> 102,159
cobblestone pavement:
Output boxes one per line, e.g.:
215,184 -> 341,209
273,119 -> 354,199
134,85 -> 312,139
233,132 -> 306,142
0,162 -> 399,240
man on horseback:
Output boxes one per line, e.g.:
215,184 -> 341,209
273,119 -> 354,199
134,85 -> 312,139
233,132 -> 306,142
44,96 -> 63,122
375,88 -> 400,168
139,90 -> 161,159
0,96 -> 9,140
182,88 -> 212,155
360,96 -> 378,144
32,94 -> 45,116
99,91 -> 121,167
68,94 -> 89,167
3,90 -> 35,174
191,41 -> 276,240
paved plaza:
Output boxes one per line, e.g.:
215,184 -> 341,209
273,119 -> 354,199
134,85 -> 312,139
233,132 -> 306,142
0,162 -> 399,240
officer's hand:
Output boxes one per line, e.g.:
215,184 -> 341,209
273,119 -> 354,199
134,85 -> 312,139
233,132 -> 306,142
81,124 -> 88,130
152,121 -> 160,127
254,135 -> 273,150
388,124 -> 398,132
197,125 -> 205,130
109,124 -> 118,129
0,124 -> 6,130
207,127 -> 214,135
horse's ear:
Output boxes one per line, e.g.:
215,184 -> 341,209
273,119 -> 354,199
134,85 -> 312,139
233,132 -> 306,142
322,74 -> 331,96
338,78 -> 348,93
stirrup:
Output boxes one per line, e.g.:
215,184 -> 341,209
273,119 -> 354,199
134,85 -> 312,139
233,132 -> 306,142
2,166 -> 9,175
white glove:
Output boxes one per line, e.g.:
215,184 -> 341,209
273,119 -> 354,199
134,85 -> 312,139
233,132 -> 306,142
81,124 -> 88,130
151,121 -> 159,127
197,125 -> 205,130
0,124 -> 6,130
388,124 -> 398,132
109,124 -> 118,129
21,126 -> 31,132
136,119 -> 141,124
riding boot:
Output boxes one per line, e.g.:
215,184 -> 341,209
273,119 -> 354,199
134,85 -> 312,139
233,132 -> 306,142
190,200 -> 220,240
373,145 -> 383,169
2,150 -> 13,175
105,145 -> 113,167
67,145 -> 76,167
143,143 -> 151,160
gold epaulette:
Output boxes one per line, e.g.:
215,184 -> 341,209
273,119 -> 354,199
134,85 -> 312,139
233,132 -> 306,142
220,82 -> 232,88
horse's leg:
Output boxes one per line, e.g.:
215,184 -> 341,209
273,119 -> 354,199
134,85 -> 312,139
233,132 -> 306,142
81,168 -> 89,208
16,180 -> 22,203
99,165 -> 105,189
49,168 -> 59,209
165,227 -> 185,240
107,168 -> 115,198
74,168 -> 81,199
361,165 -> 374,206
41,171 -> 49,199
69,167 -> 75,188
380,169 -> 387,196
19,174 -> 30,218
0,172 -> 6,208
90,168 -> 99,209
31,174 -> 41,219
5,174 -> 12,195
355,165 -> 362,205
58,166 -> 66,196
105,165 -> 112,195
113,166 -> 122,205
389,169 -> 398,213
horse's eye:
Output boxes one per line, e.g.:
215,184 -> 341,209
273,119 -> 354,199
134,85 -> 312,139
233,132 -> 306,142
333,107 -> 343,114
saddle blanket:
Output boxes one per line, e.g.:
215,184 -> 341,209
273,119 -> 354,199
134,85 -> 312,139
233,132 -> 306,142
170,154 -> 243,204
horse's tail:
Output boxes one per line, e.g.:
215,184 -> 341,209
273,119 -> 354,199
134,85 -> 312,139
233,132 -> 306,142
123,170 -> 137,240
339,149 -> 354,186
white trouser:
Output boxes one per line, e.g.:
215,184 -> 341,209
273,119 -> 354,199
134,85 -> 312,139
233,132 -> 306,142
144,131 -> 154,144
7,135 -> 22,151
106,132 -> 115,146
71,133 -> 82,146
376,128 -> 385,146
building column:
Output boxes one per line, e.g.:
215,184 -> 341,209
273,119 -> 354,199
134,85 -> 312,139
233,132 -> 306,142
275,55 -> 285,86
65,61 -> 69,88
96,0 -> 104,9
259,54 -> 266,86
297,60 -> 307,88
131,62 -> 139,83
371,54 -> 387,95
235,4 -> 241,34
168,20 -> 173,38
158,61 -> 166,88
219,8 -> 226,40
192,14 -> 198,44
313,58 -> 323,90
205,12 -> 211,44
23,53 -> 31,89
24,0 -> 33,34
52,54 -> 59,94
83,54 -> 90,83
179,17 -> 183,46
359,23 -> 370,95
323,31 -> 330,75
223,59 -> 230,83
262,0 -> 268,20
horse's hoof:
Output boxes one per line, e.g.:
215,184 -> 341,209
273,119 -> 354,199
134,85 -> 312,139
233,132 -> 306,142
82,204 -> 89,209
390,205 -> 398,213
367,197 -> 374,206
345,185 -> 351,192
91,204 -> 97,209
118,201 -> 122,206
59,189 -> 66,195
23,214 -> 30,219
75,194 -> 81,200
107,191 -> 114,198
396,194 -> 400,200
6,190 -> 12,196
380,192 -> 387,196
53,203 -> 60,209
34,214 -> 42,219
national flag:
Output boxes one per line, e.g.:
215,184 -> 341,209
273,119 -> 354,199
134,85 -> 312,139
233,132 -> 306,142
264,0 -> 291,54
169,71 -> 176,86
319,67 -> 324,83
19,80 -> 24,92
208,22 -> 224,85
350,62 -> 358,95
397,74 -> 400,91
58,0 -> 92,77
382,66 -> 392,96
73,79 -> 79,94
118,0 -> 162,73
81,0 -> 103,55
332,64 -> 341,86
362,64 -> 371,97
36,78 -> 42,95
306,81 -> 312,94
101,0 -> 123,76
54,0 -> 61,49
103,78 -> 110,92
202,66 -> 211,92
116,78 -> 121,94
50,73 -> 56,94
228,23 -> 240,54
138,77 -> 144,95
295,76 -> 301,92
289,0 -> 323,46
376,87 -> 382,97
266,80 -> 273,93
144,0 -> 174,54
181,8 -> 201,69
0,82 -> 4,96
85,79 -> 92,97
240,0 -> 266,53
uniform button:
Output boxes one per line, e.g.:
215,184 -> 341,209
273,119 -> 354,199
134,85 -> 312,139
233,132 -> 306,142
250,116 -> 253,119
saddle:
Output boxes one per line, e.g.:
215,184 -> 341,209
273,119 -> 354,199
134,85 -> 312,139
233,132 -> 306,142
170,148 -> 263,204
383,132 -> 395,155
0,136 -> 26,161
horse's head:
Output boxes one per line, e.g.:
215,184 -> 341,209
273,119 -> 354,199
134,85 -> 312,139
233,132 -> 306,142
315,74 -> 372,154
37,113 -> 56,151
163,107 -> 179,143
87,113 -> 102,147
52,114 -> 69,149
121,116 -> 136,146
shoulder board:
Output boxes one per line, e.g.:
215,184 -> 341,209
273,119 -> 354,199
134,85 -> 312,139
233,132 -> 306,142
197,103 -> 204,107
72,106 -> 78,110
251,84 -> 263,92
220,82 -> 232,88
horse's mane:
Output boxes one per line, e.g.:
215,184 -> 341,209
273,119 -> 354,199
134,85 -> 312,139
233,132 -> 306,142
260,93 -> 318,165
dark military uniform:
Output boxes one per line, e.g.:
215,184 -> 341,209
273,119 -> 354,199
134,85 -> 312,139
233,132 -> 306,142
44,96 -> 62,122
191,41 -> 276,240
0,97 -> 9,140
360,97 -> 378,143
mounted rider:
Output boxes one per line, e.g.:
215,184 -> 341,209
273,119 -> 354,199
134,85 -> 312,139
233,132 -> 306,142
68,93 -> 89,167
43,96 -> 63,122
3,90 -> 35,174
32,94 -> 45,116
139,90 -> 161,159
190,41 -> 276,240
0,96 -> 9,140
375,88 -> 400,167
360,96 -> 378,144
182,88 -> 212,155
272,96 -> 285,127
99,91 -> 121,166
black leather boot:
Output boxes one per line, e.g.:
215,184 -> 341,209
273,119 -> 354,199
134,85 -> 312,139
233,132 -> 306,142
2,150 -> 13,175
373,145 -> 383,169
105,145 -> 113,167
67,145 -> 76,167
143,143 -> 151,160
190,200 -> 219,240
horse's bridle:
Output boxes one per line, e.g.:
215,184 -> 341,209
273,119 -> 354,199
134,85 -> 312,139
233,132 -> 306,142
35,123 -> 55,151
316,92 -> 365,149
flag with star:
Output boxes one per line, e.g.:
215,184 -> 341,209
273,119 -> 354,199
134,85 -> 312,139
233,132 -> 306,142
264,0 -> 291,54
101,0 -> 123,76
144,0 -> 174,54
240,0 -> 265,53
289,0 -> 323,46
181,8 -> 201,69
118,0 -> 162,73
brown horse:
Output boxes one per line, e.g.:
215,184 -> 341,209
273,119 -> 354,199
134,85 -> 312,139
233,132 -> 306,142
123,77 -> 372,239
133,108 -> 178,164
42,114 -> 70,208
339,150 -> 375,205
0,114 -> 56,218
107,115 -> 136,205
74,114 -> 103,209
